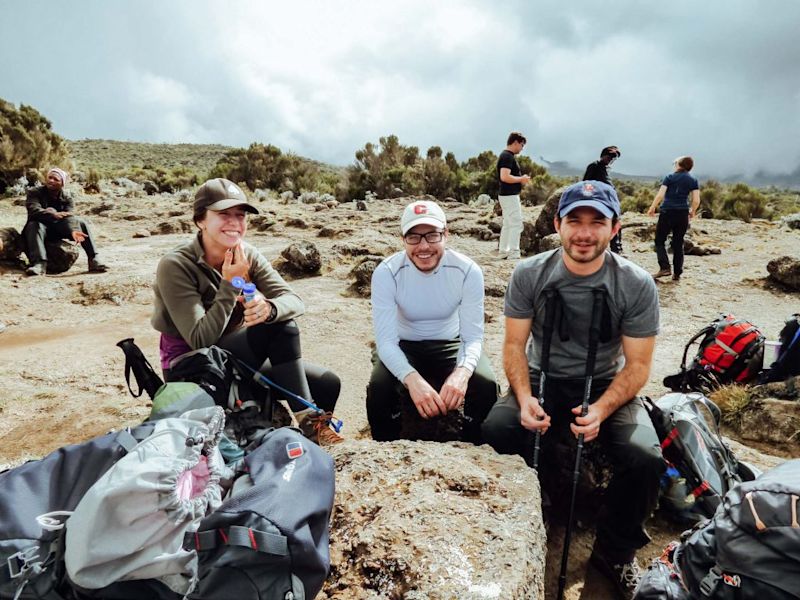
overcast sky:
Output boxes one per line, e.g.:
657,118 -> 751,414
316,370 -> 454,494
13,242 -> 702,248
2,1 -> 799,177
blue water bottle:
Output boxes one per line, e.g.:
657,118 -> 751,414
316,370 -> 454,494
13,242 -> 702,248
242,282 -> 257,303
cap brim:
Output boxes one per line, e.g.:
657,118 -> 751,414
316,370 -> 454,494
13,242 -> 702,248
206,199 -> 260,214
402,216 -> 446,235
559,200 -> 615,219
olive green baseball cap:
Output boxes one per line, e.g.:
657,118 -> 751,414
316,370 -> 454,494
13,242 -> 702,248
194,178 -> 259,214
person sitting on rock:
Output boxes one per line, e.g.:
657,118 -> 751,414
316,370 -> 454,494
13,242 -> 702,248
23,167 -> 108,276
482,180 -> 664,599
367,200 -> 498,444
151,177 -> 343,446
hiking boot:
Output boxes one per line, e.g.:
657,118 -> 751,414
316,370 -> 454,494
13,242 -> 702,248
88,257 -> 109,273
652,268 -> 671,279
25,262 -> 46,276
672,273 -> 681,281
298,411 -> 344,447
589,549 -> 642,600
505,251 -> 522,260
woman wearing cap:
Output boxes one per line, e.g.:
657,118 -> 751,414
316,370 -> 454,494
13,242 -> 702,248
647,156 -> 701,282
151,177 -> 342,445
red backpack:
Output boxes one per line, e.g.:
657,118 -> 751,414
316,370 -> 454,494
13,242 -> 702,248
664,315 -> 764,393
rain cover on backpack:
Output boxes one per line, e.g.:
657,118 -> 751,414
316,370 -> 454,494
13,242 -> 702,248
64,406 -> 229,596
678,459 -> 800,599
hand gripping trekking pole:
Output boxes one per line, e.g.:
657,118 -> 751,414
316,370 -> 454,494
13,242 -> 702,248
533,289 -> 558,470
233,357 -> 344,433
557,289 -> 605,600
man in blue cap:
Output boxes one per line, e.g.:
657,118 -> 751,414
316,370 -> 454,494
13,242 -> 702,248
482,180 -> 663,599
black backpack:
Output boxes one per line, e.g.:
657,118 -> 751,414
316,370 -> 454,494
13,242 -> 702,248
633,541 -> 689,600
677,459 -> 800,599
167,346 -> 274,446
759,313 -> 800,383
644,393 -> 758,520
663,315 -> 764,393
0,424 -> 156,600
185,427 -> 335,600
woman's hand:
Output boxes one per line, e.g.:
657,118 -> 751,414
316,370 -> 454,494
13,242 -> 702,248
243,295 -> 274,326
222,245 -> 250,282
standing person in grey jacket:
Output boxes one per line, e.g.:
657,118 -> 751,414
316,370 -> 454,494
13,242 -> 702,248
23,167 -> 108,276
151,178 -> 343,445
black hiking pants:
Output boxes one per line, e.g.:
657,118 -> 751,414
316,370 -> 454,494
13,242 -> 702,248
482,376 -> 664,558
366,339 -> 498,444
654,209 -> 689,276
165,320 -> 340,413
23,217 -> 100,265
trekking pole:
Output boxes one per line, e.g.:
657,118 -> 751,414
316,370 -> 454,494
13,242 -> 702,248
557,289 -> 605,600
233,357 -> 344,433
533,289 -> 558,470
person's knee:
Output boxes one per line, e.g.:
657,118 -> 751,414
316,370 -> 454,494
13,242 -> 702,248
624,442 -> 665,480
481,404 -> 523,453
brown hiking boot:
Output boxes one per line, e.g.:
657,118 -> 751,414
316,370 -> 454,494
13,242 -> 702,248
298,411 -> 344,447
652,268 -> 671,279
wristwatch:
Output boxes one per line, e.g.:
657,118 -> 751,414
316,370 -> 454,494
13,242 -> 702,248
266,302 -> 278,322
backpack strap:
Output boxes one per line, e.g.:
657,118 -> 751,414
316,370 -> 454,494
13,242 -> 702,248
185,526 -> 288,556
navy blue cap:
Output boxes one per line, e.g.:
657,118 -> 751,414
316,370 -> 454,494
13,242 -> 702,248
558,180 -> 621,219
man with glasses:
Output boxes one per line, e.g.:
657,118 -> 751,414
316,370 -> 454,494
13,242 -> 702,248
367,200 -> 497,444
583,146 -> 624,254
497,132 -> 531,260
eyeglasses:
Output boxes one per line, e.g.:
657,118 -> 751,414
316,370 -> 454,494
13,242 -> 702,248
404,231 -> 444,245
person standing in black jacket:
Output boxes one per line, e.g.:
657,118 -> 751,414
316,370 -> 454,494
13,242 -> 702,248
584,146 -> 623,254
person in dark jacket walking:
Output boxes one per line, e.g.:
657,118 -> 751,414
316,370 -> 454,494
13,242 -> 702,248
23,167 -> 108,275
647,156 -> 700,282
583,146 -> 623,253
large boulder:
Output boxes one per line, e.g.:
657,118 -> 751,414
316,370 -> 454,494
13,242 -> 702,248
323,440 -> 545,599
767,256 -> 800,290
45,240 -> 80,274
527,186 -> 565,254
349,255 -> 384,297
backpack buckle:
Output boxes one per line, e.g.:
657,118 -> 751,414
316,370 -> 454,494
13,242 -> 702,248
7,546 -> 42,579
699,565 -> 721,596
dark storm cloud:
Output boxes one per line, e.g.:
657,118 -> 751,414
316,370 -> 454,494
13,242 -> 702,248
1,0 -> 798,177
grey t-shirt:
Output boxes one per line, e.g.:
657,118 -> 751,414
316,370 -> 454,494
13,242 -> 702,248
504,249 -> 659,379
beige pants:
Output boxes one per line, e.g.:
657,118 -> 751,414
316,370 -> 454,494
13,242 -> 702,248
498,194 -> 523,254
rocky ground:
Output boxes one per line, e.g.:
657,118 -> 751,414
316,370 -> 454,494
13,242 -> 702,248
0,180 -> 798,598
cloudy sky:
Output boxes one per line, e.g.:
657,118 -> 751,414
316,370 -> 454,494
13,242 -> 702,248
2,1 -> 799,177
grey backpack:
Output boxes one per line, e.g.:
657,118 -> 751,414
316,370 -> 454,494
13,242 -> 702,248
677,459 -> 800,599
185,427 -> 335,600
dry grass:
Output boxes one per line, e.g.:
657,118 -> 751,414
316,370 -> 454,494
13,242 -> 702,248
710,384 -> 756,428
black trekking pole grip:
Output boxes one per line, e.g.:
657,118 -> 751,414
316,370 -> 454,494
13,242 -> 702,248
533,290 -> 558,470
557,289 -> 605,600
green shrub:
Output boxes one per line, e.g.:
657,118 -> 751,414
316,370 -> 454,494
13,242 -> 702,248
0,98 -> 70,192
84,168 -> 102,193
620,187 -> 653,214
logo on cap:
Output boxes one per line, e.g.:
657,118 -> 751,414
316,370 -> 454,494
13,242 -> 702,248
581,183 -> 596,197
286,442 -> 304,459
413,204 -> 428,215
227,184 -> 240,196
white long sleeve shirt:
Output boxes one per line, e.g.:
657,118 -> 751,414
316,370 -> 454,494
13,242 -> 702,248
371,248 -> 486,382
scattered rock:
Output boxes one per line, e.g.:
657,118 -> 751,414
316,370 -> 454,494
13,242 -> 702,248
781,213 -> 800,230
324,440 -> 545,600
349,256 -> 384,297
87,201 -> 115,215
484,277 -> 507,298
470,194 -> 493,207
285,217 -> 308,229
751,375 -> 800,401
249,215 -> 276,232
538,233 -> 562,251
151,219 -> 194,235
318,227 -> 353,238
132,230 -> 151,238
119,213 -> 148,221
356,201 -> 368,211
279,241 -> 322,274
684,238 -> 721,256
76,276 -> 149,305
724,396 -> 800,448
767,255 -> 800,290
142,180 -> 159,195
